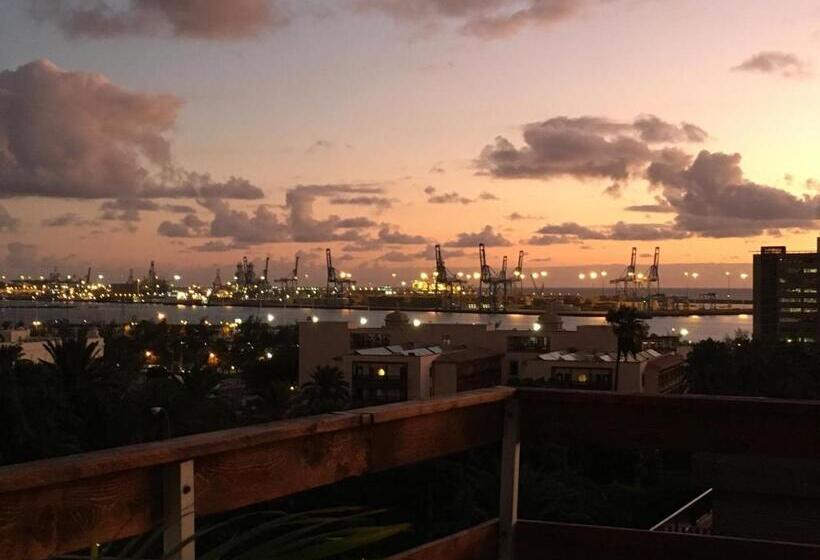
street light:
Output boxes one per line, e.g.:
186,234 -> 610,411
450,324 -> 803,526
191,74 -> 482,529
725,272 -> 732,299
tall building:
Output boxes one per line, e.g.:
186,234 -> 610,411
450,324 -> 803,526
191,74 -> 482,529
753,237 -> 820,344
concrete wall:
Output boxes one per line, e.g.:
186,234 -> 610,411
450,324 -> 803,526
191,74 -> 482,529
298,321 -> 352,385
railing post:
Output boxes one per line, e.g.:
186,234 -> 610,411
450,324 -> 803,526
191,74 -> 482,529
498,396 -> 520,560
163,460 -> 195,560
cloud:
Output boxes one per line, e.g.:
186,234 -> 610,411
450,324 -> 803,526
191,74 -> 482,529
429,163 -> 446,174
377,250 -> 421,262
157,214 -> 208,238
624,196 -> 675,213
42,212 -> 96,227
478,191 -> 499,200
0,205 -> 19,231
649,150 -> 820,237
193,184 -> 384,246
98,198 -> 159,223
507,212 -> 542,221
357,0 -> 614,39
201,199 -> 290,244
285,184 -> 382,242
189,240 -> 248,253
0,59 -> 263,200
477,115 -> 706,182
426,187 -> 473,204
446,225 -> 512,247
536,222 -> 607,238
633,115 -> 708,143
32,0 -> 289,40
377,225 -> 427,244
525,220 -> 688,244
163,204 -> 197,214
607,221 -> 689,240
306,139 -> 334,154
731,51 -> 810,78
329,195 -> 395,209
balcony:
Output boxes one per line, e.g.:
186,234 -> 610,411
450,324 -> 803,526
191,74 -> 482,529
1,388 -> 819,559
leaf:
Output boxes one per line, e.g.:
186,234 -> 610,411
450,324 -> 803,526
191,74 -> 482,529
277,523 -> 411,560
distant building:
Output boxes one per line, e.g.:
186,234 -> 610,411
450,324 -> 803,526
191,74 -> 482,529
520,349 -> 686,393
299,309 -> 687,405
753,237 -> 819,344
299,309 -> 617,394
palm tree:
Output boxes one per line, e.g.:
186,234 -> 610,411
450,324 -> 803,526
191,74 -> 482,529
289,366 -> 350,417
0,345 -> 34,462
605,306 -> 649,391
41,336 -> 102,392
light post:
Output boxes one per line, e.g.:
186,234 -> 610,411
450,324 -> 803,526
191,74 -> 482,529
725,271 -> 732,301
600,271 -> 607,297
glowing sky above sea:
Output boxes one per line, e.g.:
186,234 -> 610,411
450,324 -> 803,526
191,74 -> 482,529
0,0 -> 818,286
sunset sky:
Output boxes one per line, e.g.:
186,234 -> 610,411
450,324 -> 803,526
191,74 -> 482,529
1,0 -> 818,286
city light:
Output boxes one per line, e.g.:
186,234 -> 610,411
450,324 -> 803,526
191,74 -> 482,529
377,368 -> 386,377
589,272 -> 598,280
412,318 -> 421,327
532,322 -> 542,332
267,313 -> 275,322
359,317 -> 368,325
578,273 -> 586,280
156,312 -> 165,321
311,315 -> 319,323
680,328 -> 690,338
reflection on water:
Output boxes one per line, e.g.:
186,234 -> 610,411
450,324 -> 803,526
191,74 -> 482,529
0,302 -> 753,342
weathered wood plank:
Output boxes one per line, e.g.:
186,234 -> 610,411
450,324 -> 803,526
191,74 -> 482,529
385,520 -> 498,560
515,520 -> 820,559
0,389 -> 511,560
518,389 -> 820,458
0,468 -> 160,560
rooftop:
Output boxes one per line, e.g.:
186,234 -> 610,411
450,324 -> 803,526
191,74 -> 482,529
537,349 -> 663,363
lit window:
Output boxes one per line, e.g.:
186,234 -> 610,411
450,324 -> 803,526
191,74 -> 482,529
576,373 -> 589,384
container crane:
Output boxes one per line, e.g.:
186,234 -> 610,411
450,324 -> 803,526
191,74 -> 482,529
326,248 -> 354,295
610,247 -> 637,297
279,255 -> 300,292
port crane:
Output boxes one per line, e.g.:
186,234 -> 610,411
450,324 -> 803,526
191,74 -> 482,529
326,249 -> 354,295
610,246 -> 637,297
434,244 -> 464,295
478,243 -> 509,311
278,256 -> 300,292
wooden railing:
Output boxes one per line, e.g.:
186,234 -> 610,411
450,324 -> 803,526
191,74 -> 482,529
1,387 -> 820,559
